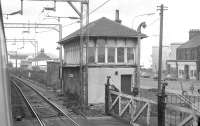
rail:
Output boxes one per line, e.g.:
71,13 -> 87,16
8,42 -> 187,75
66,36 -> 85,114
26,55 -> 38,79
12,76 -> 81,126
11,80 -> 45,126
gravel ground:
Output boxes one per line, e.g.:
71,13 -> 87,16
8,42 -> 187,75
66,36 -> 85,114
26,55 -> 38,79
24,78 -> 129,126
27,78 -> 106,117
20,77 -> 200,126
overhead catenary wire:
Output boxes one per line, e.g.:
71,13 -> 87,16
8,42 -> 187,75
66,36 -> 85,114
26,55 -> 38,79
38,0 -> 113,31
12,0 -> 113,37
89,0 -> 112,15
147,17 -> 159,27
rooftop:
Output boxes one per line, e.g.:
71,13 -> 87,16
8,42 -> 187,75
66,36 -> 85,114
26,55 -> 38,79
59,17 -> 146,44
178,36 -> 200,49
32,49 -> 52,61
9,54 -> 28,59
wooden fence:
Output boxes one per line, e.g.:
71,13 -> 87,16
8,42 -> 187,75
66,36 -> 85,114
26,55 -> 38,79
105,85 -> 200,126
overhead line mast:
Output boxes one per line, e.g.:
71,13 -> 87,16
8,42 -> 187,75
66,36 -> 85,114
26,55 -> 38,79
15,0 -> 89,108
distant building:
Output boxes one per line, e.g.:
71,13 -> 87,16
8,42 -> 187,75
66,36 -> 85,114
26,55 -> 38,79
165,43 -> 182,76
152,46 -> 170,73
176,29 -> 200,80
31,49 -> 52,71
20,60 -> 32,69
8,53 -> 29,68
152,43 -> 181,74
59,13 -> 146,103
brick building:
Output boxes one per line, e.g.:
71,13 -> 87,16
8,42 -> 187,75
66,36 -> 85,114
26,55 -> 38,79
176,30 -> 200,80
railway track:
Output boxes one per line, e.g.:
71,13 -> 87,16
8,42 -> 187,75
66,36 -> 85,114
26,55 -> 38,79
11,76 -> 81,126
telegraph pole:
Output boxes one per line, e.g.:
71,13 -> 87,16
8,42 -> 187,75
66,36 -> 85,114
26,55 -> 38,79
157,4 -> 167,126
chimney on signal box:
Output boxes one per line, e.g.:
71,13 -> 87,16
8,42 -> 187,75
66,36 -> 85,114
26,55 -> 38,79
115,9 -> 121,24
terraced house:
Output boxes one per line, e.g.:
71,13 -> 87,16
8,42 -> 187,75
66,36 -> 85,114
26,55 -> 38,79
176,29 -> 200,80
59,14 -> 146,103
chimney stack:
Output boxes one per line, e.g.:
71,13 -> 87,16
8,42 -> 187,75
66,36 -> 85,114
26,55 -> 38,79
41,48 -> 44,53
189,29 -> 200,40
115,9 -> 121,24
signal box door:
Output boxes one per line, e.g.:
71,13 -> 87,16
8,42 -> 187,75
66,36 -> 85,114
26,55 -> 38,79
121,75 -> 132,94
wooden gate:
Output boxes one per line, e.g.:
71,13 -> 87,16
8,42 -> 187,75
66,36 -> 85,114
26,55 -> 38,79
105,86 -> 200,126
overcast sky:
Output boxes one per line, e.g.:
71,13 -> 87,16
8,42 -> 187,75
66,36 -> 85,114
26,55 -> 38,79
2,0 -> 200,68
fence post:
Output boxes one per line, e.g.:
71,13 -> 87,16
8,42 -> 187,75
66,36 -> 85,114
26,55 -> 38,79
147,103 -> 151,126
197,116 -> 200,126
193,115 -> 198,126
119,95 -> 121,116
105,76 -> 111,115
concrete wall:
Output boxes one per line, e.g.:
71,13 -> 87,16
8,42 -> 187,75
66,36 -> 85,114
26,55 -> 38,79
47,61 -> 60,89
88,67 -> 136,103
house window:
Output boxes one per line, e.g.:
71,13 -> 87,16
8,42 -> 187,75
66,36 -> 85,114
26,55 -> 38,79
179,70 -> 182,75
190,70 -> 193,77
107,47 -> 115,63
117,47 -> 124,63
181,70 -> 184,75
127,47 -> 134,63
88,47 -> 95,63
194,70 -> 197,77
98,47 -> 105,63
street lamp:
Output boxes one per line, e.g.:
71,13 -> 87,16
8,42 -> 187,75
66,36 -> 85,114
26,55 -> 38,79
132,12 -> 155,29
136,22 -> 146,95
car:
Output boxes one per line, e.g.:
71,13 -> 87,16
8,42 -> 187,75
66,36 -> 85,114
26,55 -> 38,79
164,74 -> 177,81
153,74 -> 158,80
141,72 -> 151,78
